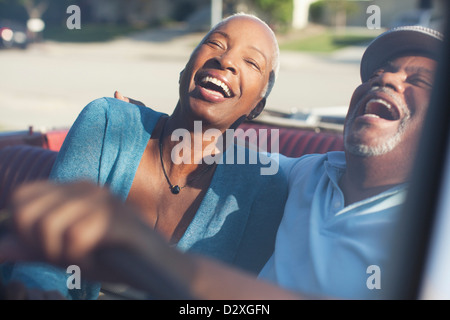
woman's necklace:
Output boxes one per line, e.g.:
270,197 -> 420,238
159,119 -> 214,194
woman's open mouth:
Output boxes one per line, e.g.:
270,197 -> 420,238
199,76 -> 232,98
194,71 -> 235,103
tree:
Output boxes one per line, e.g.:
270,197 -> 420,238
227,0 -> 293,29
327,0 -> 357,32
19,0 -> 49,19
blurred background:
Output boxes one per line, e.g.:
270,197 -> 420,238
0,0 -> 446,131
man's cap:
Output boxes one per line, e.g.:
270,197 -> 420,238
360,25 -> 444,82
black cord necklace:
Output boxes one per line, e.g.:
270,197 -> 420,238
159,119 -> 214,195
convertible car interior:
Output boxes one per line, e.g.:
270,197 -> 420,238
0,113 -> 345,211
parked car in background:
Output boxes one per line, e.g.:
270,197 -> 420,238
0,19 -> 29,49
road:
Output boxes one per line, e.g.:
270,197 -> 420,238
0,28 -> 365,131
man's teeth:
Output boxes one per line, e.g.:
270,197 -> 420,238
365,99 -> 391,111
201,76 -> 231,97
364,99 -> 396,119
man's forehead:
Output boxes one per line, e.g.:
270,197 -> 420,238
382,54 -> 437,70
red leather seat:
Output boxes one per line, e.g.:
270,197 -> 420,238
237,122 -> 344,157
0,123 -> 344,211
0,145 -> 58,210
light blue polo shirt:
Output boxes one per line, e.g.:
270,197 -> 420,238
259,151 -> 408,300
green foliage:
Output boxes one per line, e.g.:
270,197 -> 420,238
308,0 -> 358,24
309,0 -> 325,23
251,0 -> 293,26
279,31 -> 375,53
172,0 -> 196,22
0,0 -> 75,22
324,0 -> 358,15
43,23 -> 145,43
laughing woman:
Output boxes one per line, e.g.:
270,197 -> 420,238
0,13 -> 289,299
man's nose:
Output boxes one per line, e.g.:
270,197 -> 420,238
371,71 -> 406,93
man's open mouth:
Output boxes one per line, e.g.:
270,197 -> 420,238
198,75 -> 233,98
362,98 -> 401,121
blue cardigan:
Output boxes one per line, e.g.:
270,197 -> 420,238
1,97 -> 289,299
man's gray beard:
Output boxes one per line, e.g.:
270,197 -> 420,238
344,114 -> 410,157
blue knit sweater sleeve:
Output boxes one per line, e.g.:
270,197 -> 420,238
49,97 -> 110,183
50,97 -> 164,199
1,98 -> 133,300
0,98 -> 116,300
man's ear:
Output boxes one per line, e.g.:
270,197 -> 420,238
247,98 -> 266,121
